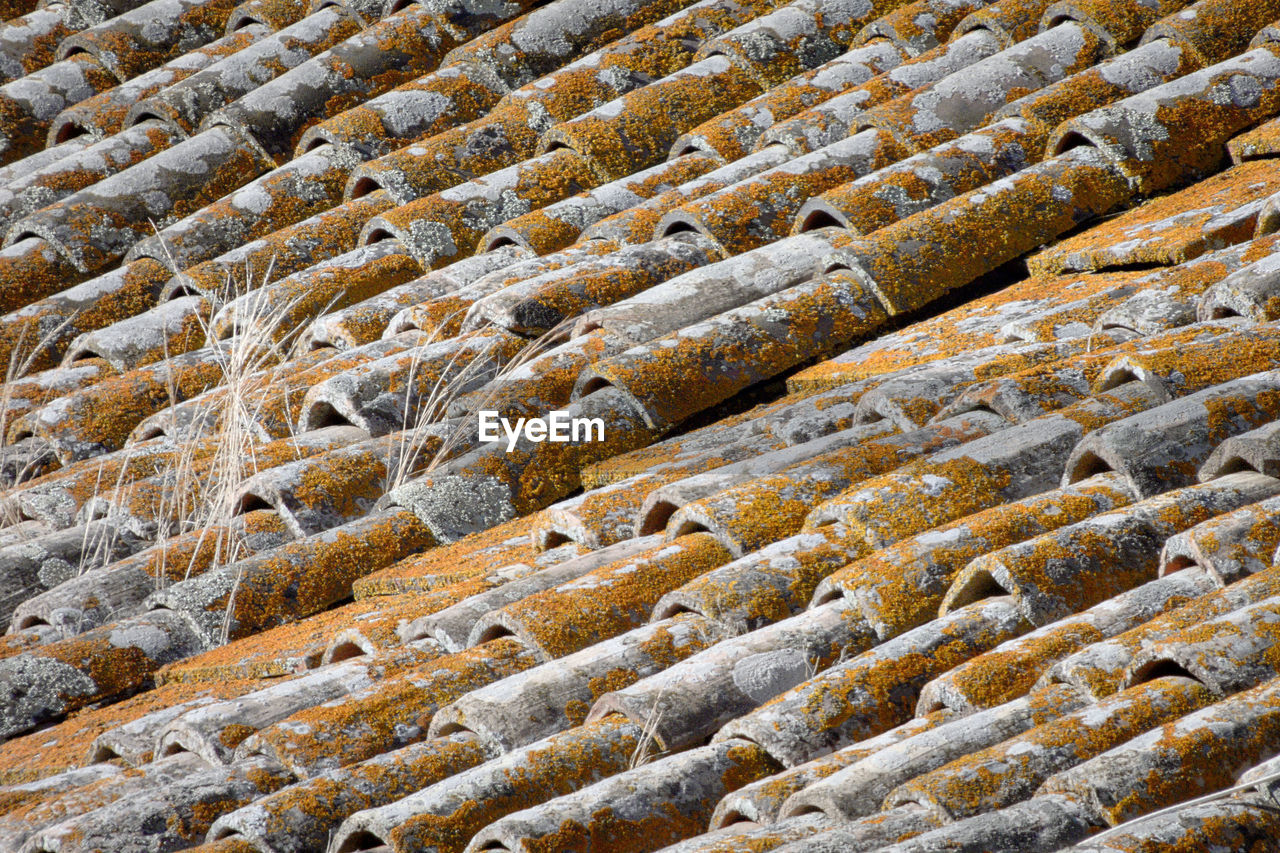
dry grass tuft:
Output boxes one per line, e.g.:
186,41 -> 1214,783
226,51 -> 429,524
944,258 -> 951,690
142,240 -> 311,643
629,689 -> 668,771
0,314 -> 77,494
383,317 -> 574,492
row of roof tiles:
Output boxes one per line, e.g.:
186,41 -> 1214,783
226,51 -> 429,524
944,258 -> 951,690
4,0 -> 1280,849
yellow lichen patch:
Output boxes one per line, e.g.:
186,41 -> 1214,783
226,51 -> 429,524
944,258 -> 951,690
224,511 -> 435,640
4,432 -> 204,514
390,718 -> 644,853
502,245 -> 713,335
812,455 -> 1015,552
870,1 -> 969,52
35,357 -> 226,462
948,516 -> 1165,624
545,61 -> 764,183
850,154 -> 1132,315
219,723 -> 257,750
6,13 -> 73,77
524,802 -> 697,852
785,264 -> 1152,392
158,592 -> 429,683
183,192 -> 394,303
289,450 -> 391,524
1037,682 -> 1261,825
691,415 -> 1001,557
38,629 -> 158,707
1229,114 -> 1280,162
688,479 -> 817,553
672,528 -> 865,630
0,630 -> 48,663
938,623 -> 1105,710
0,258 -> 169,375
252,248 -> 424,343
841,474 -> 1135,639
254,638 -> 537,773
542,468 -> 689,550
759,707 -> 955,820
313,65 -> 502,157
579,393 -> 799,487
164,761 -> 292,842
1110,329 -> 1280,397
243,346 -> 400,440
1065,568 -> 1280,699
720,741 -> 784,792
101,428 -> 342,541
497,533 -> 731,658
249,733 -> 490,853
0,679 -> 257,785
130,525 -> 237,586
457,402 -> 658,521
1031,159 -> 1280,275
676,130 -> 903,254
494,211 -> 583,255
590,269 -> 882,430
730,604 -> 1016,763
353,514 -> 541,597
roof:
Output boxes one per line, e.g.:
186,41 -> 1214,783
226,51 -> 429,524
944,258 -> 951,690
2,0 -> 1280,849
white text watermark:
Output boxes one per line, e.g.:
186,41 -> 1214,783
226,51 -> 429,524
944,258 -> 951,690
478,411 -> 605,452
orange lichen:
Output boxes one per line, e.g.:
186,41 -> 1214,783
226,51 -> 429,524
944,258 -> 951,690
253,638 -> 538,773
495,533 -> 731,657
0,679 -> 258,785
354,514 -> 542,596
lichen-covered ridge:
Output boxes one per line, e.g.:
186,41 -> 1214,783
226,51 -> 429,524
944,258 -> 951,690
2,0 -> 1280,849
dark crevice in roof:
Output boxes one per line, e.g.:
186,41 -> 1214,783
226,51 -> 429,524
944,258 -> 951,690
660,372 -> 796,439
13,614 -> 50,630
327,640 -> 367,662
164,283 -> 199,300
349,176 -> 382,197
305,402 -> 357,429
540,530 -> 573,549
638,499 -> 678,535
1067,450 -> 1115,483
235,494 -> 272,516
1129,658 -> 1201,686
1163,554 -> 1199,574
158,741 -> 188,758
1211,455 -> 1261,476
1100,368 -> 1141,391
660,218 -> 702,237
333,829 -> 385,852
475,624 -> 517,644
1053,129 -> 1094,154
651,599 -> 700,620
50,122 -> 87,143
1095,261 -> 1171,273
484,235 -> 518,251
670,517 -> 710,539
799,208 -> 842,231
810,585 -> 845,606
578,376 -> 612,396
943,568 -> 1009,611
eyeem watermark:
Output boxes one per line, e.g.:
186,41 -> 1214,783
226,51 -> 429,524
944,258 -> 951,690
479,411 -> 605,452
